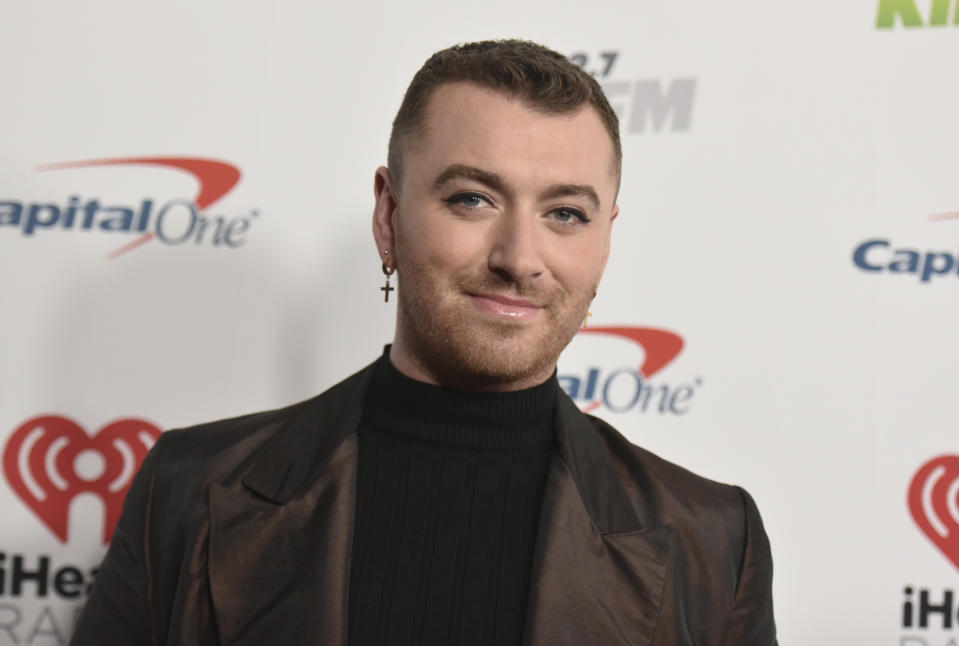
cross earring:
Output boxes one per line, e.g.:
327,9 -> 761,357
381,251 -> 395,303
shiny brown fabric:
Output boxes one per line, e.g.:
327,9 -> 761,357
71,361 -> 777,646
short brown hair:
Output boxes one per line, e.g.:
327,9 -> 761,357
388,39 -> 621,187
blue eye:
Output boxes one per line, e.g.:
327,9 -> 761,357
443,192 -> 491,208
552,208 -> 590,224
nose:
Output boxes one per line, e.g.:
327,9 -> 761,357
487,211 -> 545,284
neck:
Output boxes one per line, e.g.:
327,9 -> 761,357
363,346 -> 558,450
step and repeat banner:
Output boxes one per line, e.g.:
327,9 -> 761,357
1,1 -> 956,644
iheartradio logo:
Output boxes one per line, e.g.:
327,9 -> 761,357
2,415 -> 162,544
908,455 -> 959,571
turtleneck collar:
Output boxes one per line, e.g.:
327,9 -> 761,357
361,346 -> 557,451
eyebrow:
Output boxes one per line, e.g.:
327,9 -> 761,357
433,164 -> 506,193
540,183 -> 601,211
432,164 -> 601,211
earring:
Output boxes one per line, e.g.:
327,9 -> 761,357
582,291 -> 596,327
381,251 -> 396,302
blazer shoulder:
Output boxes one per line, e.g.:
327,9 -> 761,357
585,414 -> 760,538
585,415 -> 774,625
149,361 -> 375,492
159,396 -> 315,469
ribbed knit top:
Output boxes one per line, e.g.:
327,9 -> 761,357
347,350 -> 557,646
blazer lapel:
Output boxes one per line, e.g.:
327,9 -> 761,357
523,395 -> 672,646
204,361 -> 672,645
208,436 -> 357,646
207,365 -> 375,646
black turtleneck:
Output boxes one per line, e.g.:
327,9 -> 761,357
347,349 -> 557,646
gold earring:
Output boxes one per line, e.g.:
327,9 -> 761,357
381,251 -> 395,302
582,291 -> 596,327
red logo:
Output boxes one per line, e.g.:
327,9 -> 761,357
37,157 -> 241,259
578,326 -> 684,378
3,415 -> 162,543
930,211 -> 959,222
908,455 -> 959,571
568,326 -> 689,415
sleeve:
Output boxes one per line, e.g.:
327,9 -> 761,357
720,486 -> 778,646
69,435 -> 165,646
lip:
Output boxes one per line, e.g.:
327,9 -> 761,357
469,293 -> 542,319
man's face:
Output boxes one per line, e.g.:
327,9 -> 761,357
373,82 -> 619,391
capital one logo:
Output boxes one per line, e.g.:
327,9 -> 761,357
0,156 -> 259,259
561,326 -> 702,415
2,415 -> 162,543
852,212 -> 959,283
909,455 -> 959,570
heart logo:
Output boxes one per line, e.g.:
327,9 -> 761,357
908,455 -> 959,571
2,415 -> 162,544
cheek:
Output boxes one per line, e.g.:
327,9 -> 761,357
557,269 -> 601,298
397,212 -> 482,271
549,238 -> 608,290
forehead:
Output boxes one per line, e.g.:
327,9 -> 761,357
404,82 -> 618,201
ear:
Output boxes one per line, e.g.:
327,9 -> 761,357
372,166 -> 398,265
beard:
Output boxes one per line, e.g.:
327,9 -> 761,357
394,257 -> 596,390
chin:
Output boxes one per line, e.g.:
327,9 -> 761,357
397,287 -> 586,387
437,324 -> 570,387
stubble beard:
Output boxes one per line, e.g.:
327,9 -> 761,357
395,260 -> 595,390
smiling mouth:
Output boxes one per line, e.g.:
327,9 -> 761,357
469,293 -> 542,319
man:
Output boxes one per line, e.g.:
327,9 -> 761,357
71,40 -> 776,645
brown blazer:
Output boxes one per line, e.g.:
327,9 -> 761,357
71,360 -> 777,646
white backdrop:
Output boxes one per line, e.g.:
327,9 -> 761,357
2,1 -> 958,643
